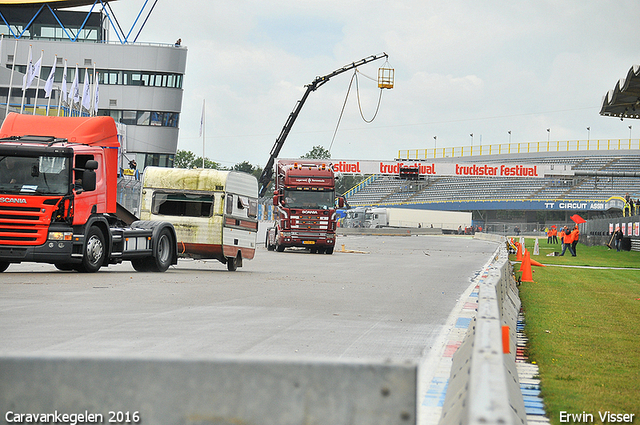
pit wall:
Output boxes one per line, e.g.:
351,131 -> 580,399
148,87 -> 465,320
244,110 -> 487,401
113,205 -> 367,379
439,233 -> 528,425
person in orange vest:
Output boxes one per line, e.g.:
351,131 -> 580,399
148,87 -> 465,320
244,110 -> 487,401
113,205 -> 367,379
546,227 -> 553,244
570,225 -> 580,256
551,227 -> 558,244
560,226 -> 575,256
559,227 -> 566,245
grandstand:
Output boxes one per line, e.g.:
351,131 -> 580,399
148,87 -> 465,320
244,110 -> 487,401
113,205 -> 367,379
344,145 -> 640,227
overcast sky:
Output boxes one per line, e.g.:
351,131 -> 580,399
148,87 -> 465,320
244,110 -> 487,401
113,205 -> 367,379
107,0 -> 638,168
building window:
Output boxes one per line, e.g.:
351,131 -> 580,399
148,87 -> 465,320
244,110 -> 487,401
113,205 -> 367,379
97,109 -> 179,129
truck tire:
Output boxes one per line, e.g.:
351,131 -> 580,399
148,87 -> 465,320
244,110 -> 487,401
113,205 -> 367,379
0,262 -> 9,273
55,263 -> 75,271
325,247 -> 334,255
131,258 -> 151,272
148,228 -> 174,272
266,233 -> 274,251
77,226 -> 106,273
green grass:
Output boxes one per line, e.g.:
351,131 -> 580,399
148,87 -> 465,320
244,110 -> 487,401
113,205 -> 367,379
515,239 -> 640,424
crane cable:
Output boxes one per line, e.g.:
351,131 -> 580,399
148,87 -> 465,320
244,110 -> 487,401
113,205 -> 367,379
329,69 -> 384,153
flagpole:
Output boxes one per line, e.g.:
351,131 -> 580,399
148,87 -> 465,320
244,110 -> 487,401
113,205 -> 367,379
45,54 -> 57,116
58,59 -> 67,116
202,99 -> 205,169
20,45 -> 32,114
6,39 -> 17,118
91,63 -> 96,116
32,49 -> 43,115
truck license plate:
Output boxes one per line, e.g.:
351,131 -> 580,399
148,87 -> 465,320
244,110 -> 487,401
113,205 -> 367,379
303,241 -> 315,245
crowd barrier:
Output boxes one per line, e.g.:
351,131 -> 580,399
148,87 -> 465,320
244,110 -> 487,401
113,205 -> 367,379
439,234 -> 527,425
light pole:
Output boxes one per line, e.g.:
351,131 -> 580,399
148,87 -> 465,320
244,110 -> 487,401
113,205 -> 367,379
470,133 -> 473,147
508,130 -> 511,144
547,128 -> 550,142
587,126 -> 590,141
433,136 -> 437,157
629,125 -> 632,139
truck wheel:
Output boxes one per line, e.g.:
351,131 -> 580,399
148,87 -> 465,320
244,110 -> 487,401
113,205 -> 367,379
276,243 -> 285,252
131,258 -> 151,272
148,228 -> 174,272
325,247 -> 334,255
0,262 -> 9,273
266,233 -> 274,251
77,226 -> 106,273
55,263 -> 75,271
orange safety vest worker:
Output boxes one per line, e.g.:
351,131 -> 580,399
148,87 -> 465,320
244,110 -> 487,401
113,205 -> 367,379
564,229 -> 573,245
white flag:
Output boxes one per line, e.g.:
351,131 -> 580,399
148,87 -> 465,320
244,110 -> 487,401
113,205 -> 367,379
82,68 -> 91,110
199,99 -> 205,137
44,55 -> 56,98
27,56 -> 42,90
61,60 -> 68,103
71,64 -> 79,104
22,47 -> 32,90
93,72 -> 100,115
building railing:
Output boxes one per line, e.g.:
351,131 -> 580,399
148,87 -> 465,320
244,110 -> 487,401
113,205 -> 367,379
399,139 -> 640,160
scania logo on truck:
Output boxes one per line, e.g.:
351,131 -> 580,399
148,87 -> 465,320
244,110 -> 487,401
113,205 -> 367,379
302,210 -> 319,214
0,197 -> 27,204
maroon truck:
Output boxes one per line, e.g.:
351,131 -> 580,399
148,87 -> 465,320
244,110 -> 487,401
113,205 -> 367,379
265,160 -> 342,254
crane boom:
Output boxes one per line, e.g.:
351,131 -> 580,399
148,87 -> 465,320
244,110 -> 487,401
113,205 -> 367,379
258,53 -> 388,197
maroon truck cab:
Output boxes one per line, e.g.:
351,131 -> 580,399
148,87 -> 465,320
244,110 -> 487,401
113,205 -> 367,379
265,160 -> 341,254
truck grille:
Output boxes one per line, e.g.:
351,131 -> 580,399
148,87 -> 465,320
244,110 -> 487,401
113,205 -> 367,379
0,204 -> 51,245
291,215 -> 330,231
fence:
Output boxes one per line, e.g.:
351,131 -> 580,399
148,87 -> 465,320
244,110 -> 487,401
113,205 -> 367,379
399,138 -> 640,160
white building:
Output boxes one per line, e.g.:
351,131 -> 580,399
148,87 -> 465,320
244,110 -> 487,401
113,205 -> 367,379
0,0 -> 187,170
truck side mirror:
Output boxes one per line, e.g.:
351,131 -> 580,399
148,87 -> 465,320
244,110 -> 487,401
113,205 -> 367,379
337,196 -> 345,208
84,160 -> 99,170
82,169 -> 97,191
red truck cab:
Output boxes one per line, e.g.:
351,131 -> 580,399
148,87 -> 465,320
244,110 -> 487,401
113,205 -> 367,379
266,160 -> 341,254
0,113 -> 177,273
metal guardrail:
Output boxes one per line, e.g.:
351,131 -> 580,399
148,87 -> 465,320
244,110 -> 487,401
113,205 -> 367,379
399,139 -> 640,160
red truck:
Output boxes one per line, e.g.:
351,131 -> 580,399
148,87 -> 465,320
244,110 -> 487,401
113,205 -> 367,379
0,113 -> 177,273
265,159 -> 342,254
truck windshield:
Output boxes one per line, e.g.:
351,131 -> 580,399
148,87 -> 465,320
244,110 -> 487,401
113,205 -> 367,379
0,155 -> 70,195
284,189 -> 335,209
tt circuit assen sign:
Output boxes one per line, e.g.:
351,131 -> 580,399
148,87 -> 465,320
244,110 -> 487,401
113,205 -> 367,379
331,160 -> 568,178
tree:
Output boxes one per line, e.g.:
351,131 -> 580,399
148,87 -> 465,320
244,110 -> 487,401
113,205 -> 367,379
173,150 -> 196,168
301,145 -> 331,159
233,161 -> 255,174
174,149 -> 220,169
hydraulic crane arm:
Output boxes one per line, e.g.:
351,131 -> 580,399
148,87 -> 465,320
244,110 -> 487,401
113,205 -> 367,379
258,53 -> 388,197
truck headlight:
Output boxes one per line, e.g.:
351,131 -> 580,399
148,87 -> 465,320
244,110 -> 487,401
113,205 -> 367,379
48,231 -> 73,241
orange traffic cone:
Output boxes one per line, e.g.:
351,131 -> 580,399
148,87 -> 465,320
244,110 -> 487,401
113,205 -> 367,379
519,250 -> 534,282
516,242 -> 523,261
529,258 -> 546,267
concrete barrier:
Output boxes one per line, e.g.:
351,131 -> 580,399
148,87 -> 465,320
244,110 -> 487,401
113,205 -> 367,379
0,356 -> 416,425
338,227 -> 442,236
439,239 -> 527,425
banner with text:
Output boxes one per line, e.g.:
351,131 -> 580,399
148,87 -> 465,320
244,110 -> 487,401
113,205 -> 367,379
325,160 -> 572,178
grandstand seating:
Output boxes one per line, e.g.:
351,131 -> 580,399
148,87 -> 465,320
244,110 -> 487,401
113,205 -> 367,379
345,152 -> 640,207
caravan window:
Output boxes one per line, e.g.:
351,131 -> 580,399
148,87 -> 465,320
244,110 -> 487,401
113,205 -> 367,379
226,194 -> 234,215
152,192 -> 214,217
248,200 -> 258,218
